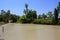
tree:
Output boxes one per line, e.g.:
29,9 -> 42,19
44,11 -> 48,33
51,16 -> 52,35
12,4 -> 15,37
24,3 -> 29,14
0,10 -> 6,22
41,13 -> 47,19
23,4 -> 37,23
10,14 -> 19,22
47,12 -> 53,19
57,2 -> 60,18
4,10 -> 11,22
26,10 -> 37,23
57,2 -> 60,12
38,14 -> 42,19
0,10 -> 19,23
19,15 -> 27,23
25,3 -> 28,9
1,10 -> 6,15
53,8 -> 58,24
0,15 -> 4,22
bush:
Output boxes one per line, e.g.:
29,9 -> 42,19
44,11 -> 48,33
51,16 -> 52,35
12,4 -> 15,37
33,19 -> 41,24
44,19 -> 52,25
18,15 -> 28,23
58,20 -> 60,25
33,19 -> 52,25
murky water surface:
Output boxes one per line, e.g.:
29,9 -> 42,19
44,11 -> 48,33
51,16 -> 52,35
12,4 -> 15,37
0,23 -> 60,40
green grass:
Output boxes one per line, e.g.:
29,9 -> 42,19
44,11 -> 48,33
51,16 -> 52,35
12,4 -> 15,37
0,22 -> 5,26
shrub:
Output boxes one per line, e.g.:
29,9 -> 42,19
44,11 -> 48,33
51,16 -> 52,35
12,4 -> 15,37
33,19 -> 52,25
58,20 -> 60,25
33,19 -> 41,24
44,19 -> 52,25
18,15 -> 27,23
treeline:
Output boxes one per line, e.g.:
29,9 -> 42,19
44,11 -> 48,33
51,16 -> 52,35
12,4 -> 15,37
18,2 -> 60,25
0,2 -> 60,25
0,10 -> 19,23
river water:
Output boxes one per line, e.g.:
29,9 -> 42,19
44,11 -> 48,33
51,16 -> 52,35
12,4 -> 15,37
0,23 -> 60,40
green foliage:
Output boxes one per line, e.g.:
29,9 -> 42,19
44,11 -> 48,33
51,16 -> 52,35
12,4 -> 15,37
0,2 -> 60,25
0,22 -> 5,25
10,14 -> 19,22
0,15 -> 5,22
58,20 -> 60,25
1,10 -> 6,15
33,19 -> 52,24
38,15 -> 42,19
53,8 -> 58,24
57,2 -> 60,13
41,13 -> 47,19
26,10 -> 37,23
18,15 -> 27,23
47,12 -> 53,19
5,10 -> 11,22
18,9 -> 37,23
0,10 -> 19,23
24,3 -> 29,14
25,3 -> 28,9
33,19 -> 41,24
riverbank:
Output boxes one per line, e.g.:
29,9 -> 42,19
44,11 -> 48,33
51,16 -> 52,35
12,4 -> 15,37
0,22 -> 6,26
0,22 -> 60,26
15,23 -> 60,26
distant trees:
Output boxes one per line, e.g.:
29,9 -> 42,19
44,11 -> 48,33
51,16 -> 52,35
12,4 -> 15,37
18,2 -> 60,25
47,12 -> 53,19
26,10 -> 37,23
0,10 -> 19,23
1,10 -> 6,15
18,15 -> 27,23
0,15 -> 4,22
10,14 -> 19,22
0,2 -> 60,25
41,13 -> 47,19
19,3 -> 37,23
5,10 -> 11,22
38,15 -> 41,19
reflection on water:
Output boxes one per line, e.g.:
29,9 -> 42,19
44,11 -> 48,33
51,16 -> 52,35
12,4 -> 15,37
1,23 -> 60,40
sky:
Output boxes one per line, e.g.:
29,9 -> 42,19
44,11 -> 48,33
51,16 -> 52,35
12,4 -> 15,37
0,0 -> 60,16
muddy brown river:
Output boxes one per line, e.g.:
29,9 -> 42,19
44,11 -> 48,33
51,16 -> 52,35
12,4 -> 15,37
0,23 -> 60,40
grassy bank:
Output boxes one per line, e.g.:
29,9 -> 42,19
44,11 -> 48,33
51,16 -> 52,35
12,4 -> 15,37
0,22 -> 5,26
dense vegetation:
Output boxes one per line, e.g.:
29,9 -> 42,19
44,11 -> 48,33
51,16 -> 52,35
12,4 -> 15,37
0,2 -> 60,25
0,10 -> 19,23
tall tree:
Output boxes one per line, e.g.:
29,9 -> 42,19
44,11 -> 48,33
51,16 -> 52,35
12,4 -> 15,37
5,10 -> 11,22
54,8 -> 58,24
0,10 -> 6,22
57,2 -> 60,12
24,3 -> 29,14
26,10 -> 37,23
1,10 -> 6,15
57,2 -> 60,18
25,3 -> 28,9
